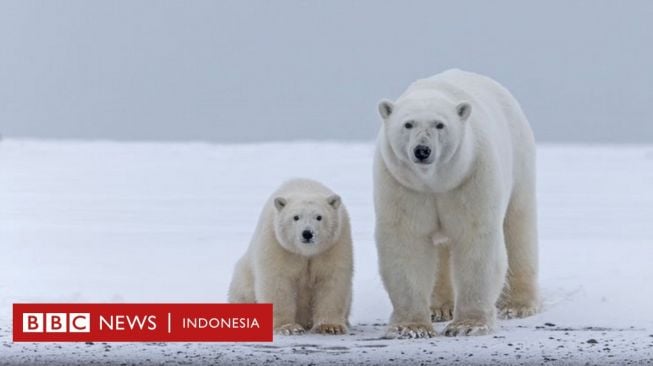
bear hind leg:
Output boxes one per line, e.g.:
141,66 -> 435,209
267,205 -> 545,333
498,185 -> 540,319
431,244 -> 454,322
228,258 -> 256,303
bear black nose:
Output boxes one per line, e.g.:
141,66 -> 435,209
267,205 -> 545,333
414,145 -> 432,161
302,230 -> 314,241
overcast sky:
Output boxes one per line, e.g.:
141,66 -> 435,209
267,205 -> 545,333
1,1 -> 652,143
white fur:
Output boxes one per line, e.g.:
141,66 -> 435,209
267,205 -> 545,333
228,179 -> 353,335
374,69 -> 539,338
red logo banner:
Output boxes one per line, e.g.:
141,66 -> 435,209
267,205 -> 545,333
13,303 -> 272,342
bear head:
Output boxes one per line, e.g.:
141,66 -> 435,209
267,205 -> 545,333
378,95 -> 471,174
271,193 -> 342,257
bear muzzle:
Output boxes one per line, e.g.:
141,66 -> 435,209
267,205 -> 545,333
301,229 -> 315,244
413,145 -> 433,164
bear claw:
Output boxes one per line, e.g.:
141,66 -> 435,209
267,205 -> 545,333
443,321 -> 491,337
498,305 -> 538,319
384,323 -> 435,339
431,303 -> 454,322
313,323 -> 347,335
275,323 -> 305,335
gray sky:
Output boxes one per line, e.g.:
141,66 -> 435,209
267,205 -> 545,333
1,1 -> 652,143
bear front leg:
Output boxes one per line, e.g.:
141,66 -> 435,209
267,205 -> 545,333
310,270 -> 352,335
444,229 -> 508,336
255,275 -> 304,335
377,229 -> 437,339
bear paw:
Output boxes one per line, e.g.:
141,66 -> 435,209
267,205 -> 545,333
384,323 -> 435,339
313,323 -> 347,335
431,303 -> 454,322
498,304 -> 538,319
274,323 -> 305,335
443,320 -> 491,337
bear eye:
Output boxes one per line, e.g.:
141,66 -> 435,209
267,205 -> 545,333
436,122 -> 445,130
316,215 -> 322,221
293,215 -> 300,221
404,121 -> 414,129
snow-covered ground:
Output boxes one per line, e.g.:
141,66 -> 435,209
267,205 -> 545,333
1,139 -> 652,365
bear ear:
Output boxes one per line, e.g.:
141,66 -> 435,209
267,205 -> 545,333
273,197 -> 287,211
327,194 -> 341,209
456,102 -> 472,122
378,99 -> 394,120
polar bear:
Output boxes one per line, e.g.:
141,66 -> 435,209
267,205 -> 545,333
374,69 -> 539,338
228,179 -> 353,335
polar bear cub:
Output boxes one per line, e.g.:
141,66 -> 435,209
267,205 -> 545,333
228,178 -> 353,335
375,69 -> 539,338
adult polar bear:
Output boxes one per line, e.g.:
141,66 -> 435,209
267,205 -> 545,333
375,69 -> 538,338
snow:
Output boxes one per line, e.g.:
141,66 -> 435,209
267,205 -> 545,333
1,139 -> 653,365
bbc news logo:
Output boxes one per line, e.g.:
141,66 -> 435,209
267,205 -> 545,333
13,304 -> 272,342
23,313 -> 91,333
